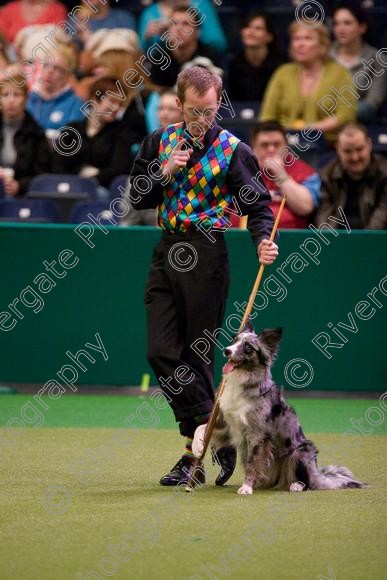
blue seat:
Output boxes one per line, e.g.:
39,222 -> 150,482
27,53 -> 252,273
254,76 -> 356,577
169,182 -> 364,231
27,174 -> 98,200
109,175 -> 130,202
231,101 -> 261,119
0,199 -> 59,222
367,125 -> 387,153
69,202 -> 119,226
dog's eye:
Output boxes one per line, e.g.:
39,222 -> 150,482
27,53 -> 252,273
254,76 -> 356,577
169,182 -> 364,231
244,344 -> 254,354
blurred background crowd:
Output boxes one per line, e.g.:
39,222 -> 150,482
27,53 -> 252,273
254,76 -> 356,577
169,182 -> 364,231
0,0 -> 386,229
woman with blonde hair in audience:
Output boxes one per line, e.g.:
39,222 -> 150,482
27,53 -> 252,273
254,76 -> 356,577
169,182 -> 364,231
0,73 -> 50,196
78,29 -> 151,145
260,19 -> 357,140
52,76 -> 138,193
26,43 -> 85,136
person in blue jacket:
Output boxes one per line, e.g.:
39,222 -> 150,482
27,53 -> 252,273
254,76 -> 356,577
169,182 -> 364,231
27,45 -> 85,139
138,0 -> 227,53
71,0 -> 136,48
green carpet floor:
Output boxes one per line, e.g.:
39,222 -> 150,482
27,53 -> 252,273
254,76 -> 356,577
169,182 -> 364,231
0,396 -> 386,580
1,394 -> 387,434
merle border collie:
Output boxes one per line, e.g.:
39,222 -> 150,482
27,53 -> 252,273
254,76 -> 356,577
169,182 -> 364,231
193,323 -> 366,494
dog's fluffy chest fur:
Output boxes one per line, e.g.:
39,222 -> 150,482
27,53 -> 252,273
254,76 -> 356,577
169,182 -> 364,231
220,370 -> 269,447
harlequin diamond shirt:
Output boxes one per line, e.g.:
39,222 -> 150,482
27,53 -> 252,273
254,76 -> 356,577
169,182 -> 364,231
129,122 -> 274,247
158,122 -> 241,233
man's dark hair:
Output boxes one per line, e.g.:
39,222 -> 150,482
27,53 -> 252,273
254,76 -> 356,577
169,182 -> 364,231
241,11 -> 280,53
172,4 -> 201,27
332,4 -> 370,42
333,3 -> 369,26
337,121 -> 370,140
250,120 -> 287,142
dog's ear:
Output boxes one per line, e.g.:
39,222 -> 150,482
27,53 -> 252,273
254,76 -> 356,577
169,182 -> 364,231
259,328 -> 283,356
241,317 -> 254,334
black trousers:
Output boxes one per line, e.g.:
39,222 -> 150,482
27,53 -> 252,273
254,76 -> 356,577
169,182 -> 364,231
145,231 -> 229,437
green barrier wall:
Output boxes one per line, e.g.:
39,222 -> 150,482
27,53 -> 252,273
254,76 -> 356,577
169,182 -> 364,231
0,224 -> 385,391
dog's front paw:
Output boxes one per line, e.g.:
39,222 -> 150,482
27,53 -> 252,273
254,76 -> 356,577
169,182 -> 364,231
237,483 -> 253,495
290,481 -> 305,492
192,424 -> 207,458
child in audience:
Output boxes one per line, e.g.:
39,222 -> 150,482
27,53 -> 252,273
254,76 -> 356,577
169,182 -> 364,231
158,90 -> 182,127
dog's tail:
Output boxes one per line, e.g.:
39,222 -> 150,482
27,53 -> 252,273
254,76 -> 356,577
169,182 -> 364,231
284,442 -> 368,490
310,464 -> 368,490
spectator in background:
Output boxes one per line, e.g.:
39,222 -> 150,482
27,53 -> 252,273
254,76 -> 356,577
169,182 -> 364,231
251,121 -> 320,228
52,77 -> 137,192
316,122 -> 387,229
74,0 -> 136,48
331,4 -> 386,123
0,0 -> 67,44
0,73 -> 50,196
0,32 -> 11,77
13,24 -> 77,89
77,28 -> 148,146
27,44 -> 85,138
260,19 -> 356,141
149,5 -> 222,89
227,11 -> 285,102
158,90 -> 182,127
138,0 -> 227,54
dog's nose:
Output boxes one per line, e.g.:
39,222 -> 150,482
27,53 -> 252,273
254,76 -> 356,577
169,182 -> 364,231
224,348 -> 231,357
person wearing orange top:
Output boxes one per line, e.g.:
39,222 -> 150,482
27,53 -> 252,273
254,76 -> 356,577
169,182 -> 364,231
0,0 -> 67,44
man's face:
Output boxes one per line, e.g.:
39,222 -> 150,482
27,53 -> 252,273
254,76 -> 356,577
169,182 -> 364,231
337,130 -> 372,176
252,131 -> 287,166
177,86 -> 220,138
169,10 -> 198,47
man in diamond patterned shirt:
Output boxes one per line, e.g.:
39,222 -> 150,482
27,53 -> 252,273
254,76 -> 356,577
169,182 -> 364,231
129,66 -> 278,487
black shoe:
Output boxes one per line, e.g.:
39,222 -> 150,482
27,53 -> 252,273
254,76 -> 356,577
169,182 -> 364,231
159,455 -> 206,486
212,446 -> 237,486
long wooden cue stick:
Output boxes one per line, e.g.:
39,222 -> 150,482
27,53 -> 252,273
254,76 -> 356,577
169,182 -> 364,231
186,196 -> 287,491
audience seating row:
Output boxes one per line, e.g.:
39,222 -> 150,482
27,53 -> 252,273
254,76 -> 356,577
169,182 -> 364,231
0,199 -> 120,225
0,174 -> 130,223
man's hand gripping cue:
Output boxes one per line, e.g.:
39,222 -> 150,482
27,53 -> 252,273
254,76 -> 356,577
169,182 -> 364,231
257,239 -> 279,265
